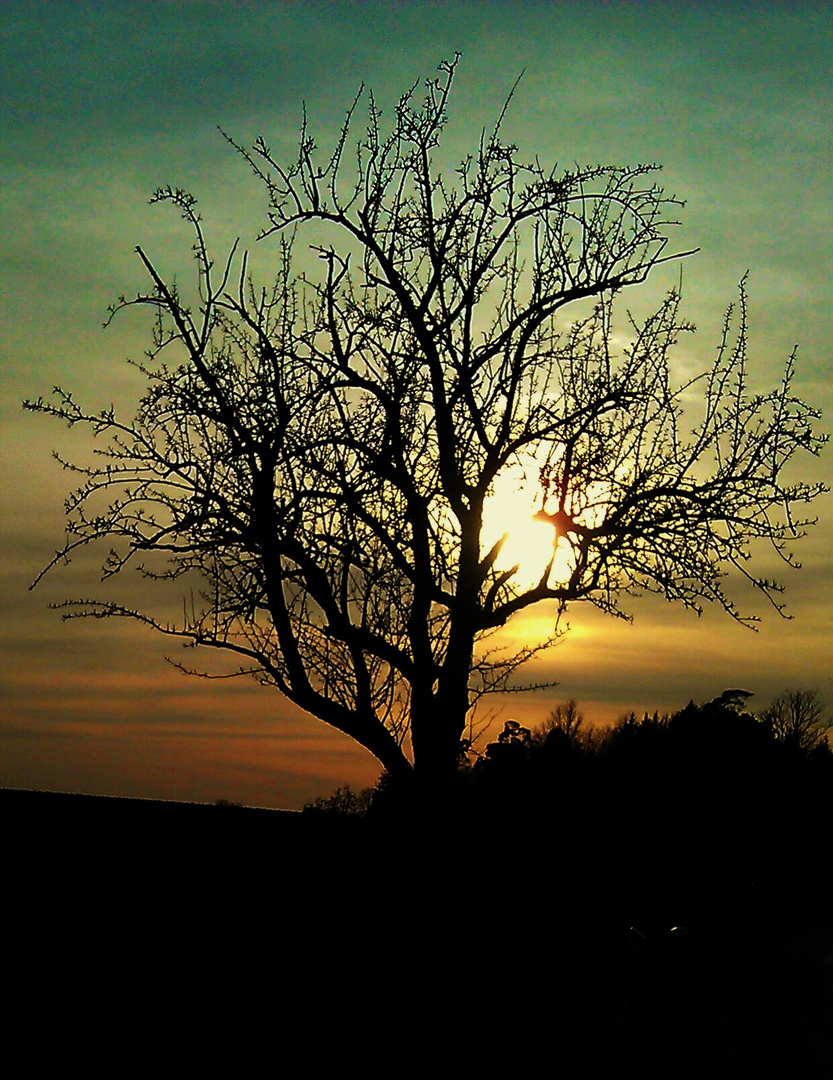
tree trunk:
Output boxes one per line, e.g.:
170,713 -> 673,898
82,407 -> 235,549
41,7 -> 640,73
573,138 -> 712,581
408,692 -> 468,817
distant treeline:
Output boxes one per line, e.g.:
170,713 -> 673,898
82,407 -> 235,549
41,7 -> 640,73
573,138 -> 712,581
307,690 -> 832,860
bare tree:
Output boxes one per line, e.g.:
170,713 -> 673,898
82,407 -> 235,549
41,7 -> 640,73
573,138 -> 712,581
760,691 -> 830,752
534,700 -> 587,746
26,58 -> 827,797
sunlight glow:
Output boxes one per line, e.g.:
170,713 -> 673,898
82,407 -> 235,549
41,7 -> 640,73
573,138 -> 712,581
481,453 -> 576,591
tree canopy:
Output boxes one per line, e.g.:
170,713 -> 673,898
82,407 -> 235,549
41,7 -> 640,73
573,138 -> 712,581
26,57 -> 826,795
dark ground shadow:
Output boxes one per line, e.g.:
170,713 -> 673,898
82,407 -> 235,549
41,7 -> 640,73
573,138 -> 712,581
3,788 -> 831,1074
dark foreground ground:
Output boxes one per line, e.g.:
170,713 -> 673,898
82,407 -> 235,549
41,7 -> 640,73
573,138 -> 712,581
3,787 -> 831,1074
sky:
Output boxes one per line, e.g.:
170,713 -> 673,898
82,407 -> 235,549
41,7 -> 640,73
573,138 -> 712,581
2,0 -> 831,809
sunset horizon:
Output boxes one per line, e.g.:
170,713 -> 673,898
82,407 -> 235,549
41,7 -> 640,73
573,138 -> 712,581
3,0 -> 830,810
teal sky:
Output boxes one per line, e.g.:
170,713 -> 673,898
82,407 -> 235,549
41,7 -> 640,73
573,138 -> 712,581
2,1 -> 830,808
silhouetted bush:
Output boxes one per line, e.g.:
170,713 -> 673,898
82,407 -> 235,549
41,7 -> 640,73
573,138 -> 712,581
303,785 -> 374,816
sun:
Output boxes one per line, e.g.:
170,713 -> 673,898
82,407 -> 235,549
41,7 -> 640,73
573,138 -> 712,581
481,454 -> 575,592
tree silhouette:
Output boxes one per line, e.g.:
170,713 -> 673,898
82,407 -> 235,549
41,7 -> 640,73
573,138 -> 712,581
536,699 -> 588,747
760,690 -> 830,752
26,57 -> 826,799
